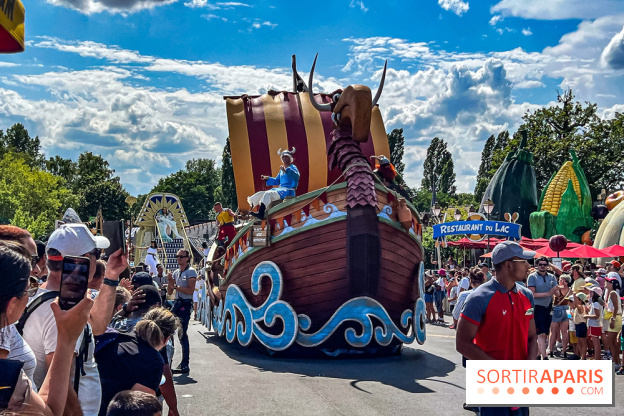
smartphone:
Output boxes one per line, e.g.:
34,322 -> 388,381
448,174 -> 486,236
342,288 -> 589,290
103,220 -> 126,258
60,256 -> 90,310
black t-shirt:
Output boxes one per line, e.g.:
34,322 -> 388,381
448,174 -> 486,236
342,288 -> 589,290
94,333 -> 164,416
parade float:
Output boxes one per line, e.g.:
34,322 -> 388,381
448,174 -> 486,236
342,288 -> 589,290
0,0 -> 24,53
133,193 -> 192,273
202,56 -> 426,357
479,131 -> 538,238
529,149 -> 593,243
592,191 -> 624,249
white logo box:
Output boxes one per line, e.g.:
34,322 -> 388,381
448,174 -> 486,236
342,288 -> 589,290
466,360 -> 614,407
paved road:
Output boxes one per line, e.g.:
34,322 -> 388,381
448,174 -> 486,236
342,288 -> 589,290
168,319 -> 624,415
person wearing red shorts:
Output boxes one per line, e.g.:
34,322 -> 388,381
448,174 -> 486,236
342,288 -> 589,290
214,202 -> 237,248
584,286 -> 604,360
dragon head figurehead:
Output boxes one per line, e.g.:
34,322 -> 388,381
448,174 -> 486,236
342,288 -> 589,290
307,54 -> 386,143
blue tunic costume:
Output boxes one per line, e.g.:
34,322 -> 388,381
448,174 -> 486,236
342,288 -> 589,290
247,165 -> 300,208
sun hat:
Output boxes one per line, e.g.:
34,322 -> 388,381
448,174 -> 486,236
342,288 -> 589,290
589,286 -> 603,296
438,269 -> 446,277
610,260 -> 621,268
576,292 -> 588,303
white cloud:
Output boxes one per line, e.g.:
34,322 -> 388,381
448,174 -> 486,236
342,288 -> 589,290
202,13 -> 228,21
601,26 -> 624,69
491,0 -> 624,20
438,0 -> 469,16
46,0 -> 178,14
522,27 -> 533,36
183,0 -> 250,9
349,0 -> 368,13
489,15 -> 502,26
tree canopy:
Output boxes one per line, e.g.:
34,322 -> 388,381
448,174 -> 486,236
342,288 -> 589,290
387,128 -> 406,175
421,137 -> 456,196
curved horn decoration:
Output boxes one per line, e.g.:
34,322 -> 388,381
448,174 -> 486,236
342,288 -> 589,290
290,147 -> 296,154
308,54 -> 332,112
277,148 -> 283,156
371,60 -> 388,108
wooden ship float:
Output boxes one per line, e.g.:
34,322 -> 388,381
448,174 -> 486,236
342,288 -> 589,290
204,56 -> 427,356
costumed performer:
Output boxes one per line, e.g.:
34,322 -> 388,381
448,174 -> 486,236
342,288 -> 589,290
248,148 -> 300,219
213,202 -> 237,248
156,207 -> 183,242
371,155 -> 410,199
135,240 -> 161,275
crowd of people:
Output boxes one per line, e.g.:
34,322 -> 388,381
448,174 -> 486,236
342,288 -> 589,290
427,251 -> 624,373
0,223 -> 190,416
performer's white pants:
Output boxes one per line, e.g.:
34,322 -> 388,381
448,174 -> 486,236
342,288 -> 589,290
247,190 -> 281,208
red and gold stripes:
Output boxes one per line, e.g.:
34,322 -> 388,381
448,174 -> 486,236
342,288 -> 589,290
226,92 -> 390,211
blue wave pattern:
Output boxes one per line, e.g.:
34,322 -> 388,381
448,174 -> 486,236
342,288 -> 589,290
414,263 -> 427,344
296,297 -> 414,348
212,261 -> 298,351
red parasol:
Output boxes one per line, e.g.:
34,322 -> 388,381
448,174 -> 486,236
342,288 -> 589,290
601,244 -> 624,257
567,245 -> 611,259
534,246 -> 577,258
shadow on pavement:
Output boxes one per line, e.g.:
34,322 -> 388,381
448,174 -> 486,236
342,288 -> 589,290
172,374 -> 198,385
199,330 -> 457,394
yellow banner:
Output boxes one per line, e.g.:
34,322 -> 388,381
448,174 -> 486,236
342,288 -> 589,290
0,0 -> 25,53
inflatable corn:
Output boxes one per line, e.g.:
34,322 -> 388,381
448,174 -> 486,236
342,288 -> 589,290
529,149 -> 593,243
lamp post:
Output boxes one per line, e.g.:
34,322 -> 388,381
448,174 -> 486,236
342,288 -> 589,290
125,196 -> 137,263
483,199 -> 495,257
432,203 -> 442,267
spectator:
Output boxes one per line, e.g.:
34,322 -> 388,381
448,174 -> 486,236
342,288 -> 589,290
89,259 -> 108,296
596,268 -> 607,290
584,286 -> 604,361
456,241 -> 536,416
424,272 -> 436,323
604,276 -> 622,369
572,293 -> 589,360
458,268 -> 471,294
152,264 -> 168,305
447,276 -> 459,329
34,239 -> 48,281
114,287 -> 131,315
193,270 -> 206,321
106,390 -> 162,416
434,269 -> 447,324
107,285 -> 179,415
479,263 -> 492,281
0,225 -> 39,271
446,254 -> 457,270
607,260 -> 623,286
607,270 -> 622,289
570,264 -> 585,293
167,249 -> 197,374
132,271 -> 158,290
95,307 -> 179,416
548,275 -> 572,358
22,223 -> 127,415
527,256 -> 558,360
0,241 -> 94,415
452,270 -> 487,328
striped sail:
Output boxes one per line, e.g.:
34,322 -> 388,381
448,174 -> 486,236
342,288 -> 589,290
226,92 -> 390,211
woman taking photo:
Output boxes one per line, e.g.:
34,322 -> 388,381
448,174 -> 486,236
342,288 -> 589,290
95,307 -> 180,416
0,241 -> 93,415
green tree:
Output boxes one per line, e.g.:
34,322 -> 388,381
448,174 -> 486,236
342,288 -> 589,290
77,179 -> 130,222
491,90 -> 624,198
474,131 -> 510,202
0,152 -> 77,237
0,123 -> 44,168
421,137 -> 456,196
150,158 -> 221,222
46,155 -> 78,187
387,128 -> 406,175
221,137 -> 238,210
75,152 -> 114,191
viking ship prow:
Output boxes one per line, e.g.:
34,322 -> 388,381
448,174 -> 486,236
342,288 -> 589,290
206,55 -> 427,357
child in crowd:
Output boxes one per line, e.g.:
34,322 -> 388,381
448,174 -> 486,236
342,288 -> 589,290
572,293 -> 589,360
584,287 -> 603,360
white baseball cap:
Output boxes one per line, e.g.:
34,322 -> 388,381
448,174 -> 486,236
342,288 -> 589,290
47,223 -> 110,258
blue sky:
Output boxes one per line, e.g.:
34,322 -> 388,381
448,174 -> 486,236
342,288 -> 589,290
1,0 -> 624,196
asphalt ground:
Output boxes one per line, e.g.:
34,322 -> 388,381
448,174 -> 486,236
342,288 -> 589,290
168,319 -> 624,415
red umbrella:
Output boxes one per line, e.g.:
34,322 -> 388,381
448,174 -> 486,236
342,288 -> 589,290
601,244 -> 624,257
567,245 -> 611,259
534,246 -> 577,258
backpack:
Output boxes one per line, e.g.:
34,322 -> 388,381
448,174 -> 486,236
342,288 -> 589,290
15,290 -> 90,393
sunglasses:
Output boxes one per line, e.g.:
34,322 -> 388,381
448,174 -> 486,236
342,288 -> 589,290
176,255 -> 189,259
538,263 -> 548,267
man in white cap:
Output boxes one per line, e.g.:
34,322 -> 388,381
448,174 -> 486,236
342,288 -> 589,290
21,223 -> 128,416
247,148 -> 300,219
456,241 -> 537,416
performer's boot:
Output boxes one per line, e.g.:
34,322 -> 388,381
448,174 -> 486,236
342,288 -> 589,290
250,203 -> 266,219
